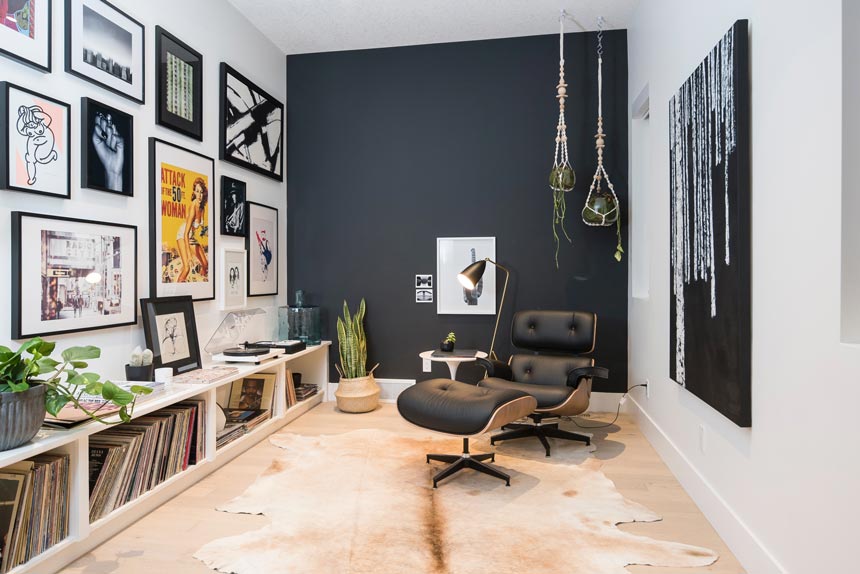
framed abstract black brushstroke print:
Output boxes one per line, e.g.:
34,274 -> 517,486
0,0 -> 52,72
155,26 -> 203,140
220,175 -> 246,236
81,97 -> 133,196
65,0 -> 145,104
11,211 -> 138,338
669,20 -> 751,427
246,201 -> 278,296
140,295 -> 201,373
220,63 -> 284,181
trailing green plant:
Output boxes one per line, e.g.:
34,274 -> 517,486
129,346 -> 154,367
336,299 -> 370,379
445,332 -> 456,344
0,338 -> 153,424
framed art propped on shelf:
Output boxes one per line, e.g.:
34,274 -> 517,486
246,201 -> 278,297
436,237 -> 496,315
11,211 -> 138,338
228,373 -> 276,411
81,97 -> 134,196
0,0 -> 52,72
155,26 -> 203,140
140,295 -> 202,374
149,137 -> 215,301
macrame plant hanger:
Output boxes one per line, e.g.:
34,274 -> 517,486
581,17 -> 624,261
549,11 -> 575,269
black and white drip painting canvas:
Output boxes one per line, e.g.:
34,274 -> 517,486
669,20 -> 751,427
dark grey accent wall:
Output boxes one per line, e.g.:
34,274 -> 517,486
287,31 -> 628,392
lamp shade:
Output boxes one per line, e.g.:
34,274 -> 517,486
457,260 -> 487,290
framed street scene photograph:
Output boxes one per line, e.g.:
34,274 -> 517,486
220,248 -> 247,311
11,211 -> 137,338
155,26 -> 202,140
0,0 -> 52,71
140,295 -> 201,373
220,63 -> 283,181
220,176 -> 246,236
228,374 -> 276,411
1,82 -> 70,198
149,137 -> 215,301
81,97 -> 133,196
65,0 -> 145,103
436,237 -> 496,315
246,201 -> 278,296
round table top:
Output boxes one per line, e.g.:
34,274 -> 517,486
419,350 -> 488,363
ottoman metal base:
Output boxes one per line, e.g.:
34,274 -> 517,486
427,438 -> 510,488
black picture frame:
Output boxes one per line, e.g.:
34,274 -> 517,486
155,26 -> 203,141
81,97 -> 134,196
220,63 -> 284,181
64,0 -> 145,104
0,82 -> 71,199
140,295 -> 201,374
11,211 -> 138,339
220,176 -> 247,236
0,0 -> 52,72
245,201 -> 278,297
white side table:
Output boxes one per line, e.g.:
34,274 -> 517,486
419,350 -> 489,381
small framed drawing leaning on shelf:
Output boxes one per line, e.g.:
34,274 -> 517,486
140,295 -> 202,374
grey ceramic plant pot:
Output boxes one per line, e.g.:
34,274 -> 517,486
0,384 -> 46,451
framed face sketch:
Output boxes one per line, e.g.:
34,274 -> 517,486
155,26 -> 202,140
0,82 -> 71,198
140,295 -> 201,373
81,97 -> 133,196
65,0 -> 145,103
245,201 -> 278,297
220,176 -> 246,236
220,248 -> 247,311
1,0 -> 52,71
436,237 -> 496,315
149,138 -> 215,301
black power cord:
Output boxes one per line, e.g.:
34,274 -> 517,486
563,383 -> 648,429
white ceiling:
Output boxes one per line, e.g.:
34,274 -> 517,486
226,0 -> 639,55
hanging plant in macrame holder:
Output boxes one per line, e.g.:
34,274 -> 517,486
581,19 -> 624,261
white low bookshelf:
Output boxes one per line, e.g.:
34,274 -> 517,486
0,341 -> 331,574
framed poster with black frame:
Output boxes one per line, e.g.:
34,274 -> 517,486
149,137 -> 215,301
246,201 -> 278,297
0,82 -> 71,199
11,211 -> 137,339
81,97 -> 133,196
0,0 -> 52,72
220,63 -> 284,181
220,175 -> 246,236
65,0 -> 145,104
155,26 -> 202,140
140,295 -> 201,374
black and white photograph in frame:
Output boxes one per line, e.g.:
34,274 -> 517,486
416,289 -> 433,304
220,248 -> 247,311
65,0 -> 145,104
0,82 -> 71,198
221,176 -> 246,236
140,295 -> 201,374
220,63 -> 284,181
415,274 -> 433,288
246,201 -> 278,296
436,237 -> 496,315
11,211 -> 137,338
155,26 -> 203,140
81,97 -> 133,196
669,20 -> 751,427
0,0 -> 52,71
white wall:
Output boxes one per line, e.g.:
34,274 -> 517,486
0,0 -> 287,377
627,1 -> 859,572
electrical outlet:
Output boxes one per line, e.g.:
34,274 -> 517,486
422,358 -> 432,373
645,378 -> 651,399
698,424 -> 706,454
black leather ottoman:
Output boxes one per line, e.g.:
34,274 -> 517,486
397,379 -> 537,487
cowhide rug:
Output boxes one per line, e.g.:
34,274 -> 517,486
194,429 -> 717,574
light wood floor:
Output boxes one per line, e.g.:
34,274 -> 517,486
61,403 -> 744,574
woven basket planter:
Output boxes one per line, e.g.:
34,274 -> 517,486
335,374 -> 380,413
0,384 -> 46,451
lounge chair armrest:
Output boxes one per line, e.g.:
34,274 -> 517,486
566,366 -> 610,387
476,358 -> 513,380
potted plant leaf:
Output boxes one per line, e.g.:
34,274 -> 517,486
334,299 -> 380,413
0,338 -> 153,451
440,332 -> 456,352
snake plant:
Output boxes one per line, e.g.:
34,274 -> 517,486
336,299 -> 368,379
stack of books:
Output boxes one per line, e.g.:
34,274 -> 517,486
216,408 -> 272,450
87,401 -> 204,522
0,454 -> 70,573
216,423 -> 245,449
294,383 -> 318,402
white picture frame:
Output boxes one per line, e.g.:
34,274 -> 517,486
0,0 -> 52,72
436,237 -> 496,315
220,248 -> 247,311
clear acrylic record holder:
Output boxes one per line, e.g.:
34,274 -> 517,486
204,308 -> 269,356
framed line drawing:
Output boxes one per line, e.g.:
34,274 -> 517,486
0,82 -> 71,199
81,97 -> 133,196
155,26 -> 202,140
140,295 -> 201,373
65,0 -> 145,103
220,248 -> 247,311
0,0 -> 52,72
436,237 -> 496,315
11,211 -> 138,338
245,201 -> 278,296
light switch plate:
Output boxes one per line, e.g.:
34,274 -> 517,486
422,358 -> 432,372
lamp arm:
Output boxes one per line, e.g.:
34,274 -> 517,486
487,259 -> 510,361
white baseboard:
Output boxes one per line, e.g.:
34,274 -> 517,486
325,378 -> 415,403
628,396 -> 787,574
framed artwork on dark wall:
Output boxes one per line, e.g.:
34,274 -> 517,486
155,26 -> 203,140
140,295 -> 201,374
10,211 -> 138,338
149,137 -> 215,301
81,97 -> 133,196
0,82 -> 71,199
221,176 -> 246,236
246,201 -> 278,296
0,0 -> 52,71
65,0 -> 145,104
220,63 -> 284,181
